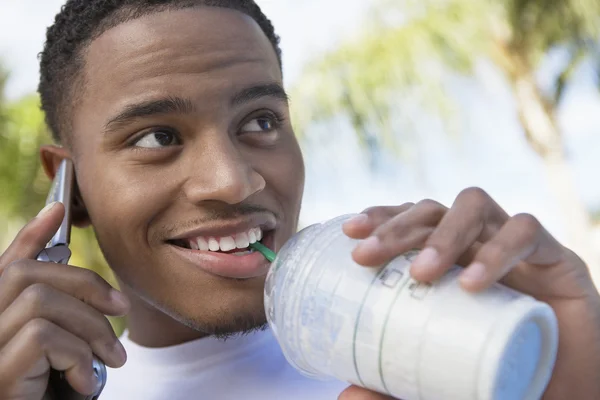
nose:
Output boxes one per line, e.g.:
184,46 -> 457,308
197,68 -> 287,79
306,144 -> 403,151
182,136 -> 265,205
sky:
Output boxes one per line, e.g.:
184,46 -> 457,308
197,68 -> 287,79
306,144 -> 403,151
0,0 -> 371,97
0,0 -> 599,259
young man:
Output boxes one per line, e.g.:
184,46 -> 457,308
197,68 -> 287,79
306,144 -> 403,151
0,1 -> 599,399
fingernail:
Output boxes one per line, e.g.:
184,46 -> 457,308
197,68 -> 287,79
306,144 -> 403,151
411,247 -> 440,275
354,236 -> 381,254
345,214 -> 369,226
37,201 -> 58,217
110,289 -> 130,310
461,262 -> 487,284
112,340 -> 127,364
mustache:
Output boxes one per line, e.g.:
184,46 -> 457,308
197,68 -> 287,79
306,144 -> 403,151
160,204 -> 278,238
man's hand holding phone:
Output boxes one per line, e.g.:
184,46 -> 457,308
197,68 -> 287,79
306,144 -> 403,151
0,202 -> 129,400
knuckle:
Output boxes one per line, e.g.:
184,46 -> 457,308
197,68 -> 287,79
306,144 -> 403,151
24,318 -> 55,346
480,242 -> 508,264
1,260 -> 31,286
415,199 -> 447,220
416,198 -> 442,211
458,187 -> 490,206
400,201 -> 416,209
512,213 -> 541,239
21,283 -> 52,311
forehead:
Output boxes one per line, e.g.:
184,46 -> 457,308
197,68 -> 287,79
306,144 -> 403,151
74,7 -> 281,133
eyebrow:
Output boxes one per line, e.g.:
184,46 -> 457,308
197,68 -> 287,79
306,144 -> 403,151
103,83 -> 289,134
231,83 -> 289,107
104,96 -> 196,133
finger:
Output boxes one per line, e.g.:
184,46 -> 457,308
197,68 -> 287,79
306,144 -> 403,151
352,227 -> 434,267
0,319 -> 98,396
352,200 -> 448,266
0,259 -> 129,316
460,213 -> 564,292
343,204 -> 414,239
338,386 -> 396,400
0,283 -> 126,368
0,202 -> 65,270
409,188 -> 509,282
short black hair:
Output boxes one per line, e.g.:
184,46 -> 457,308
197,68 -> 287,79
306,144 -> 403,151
38,0 -> 282,143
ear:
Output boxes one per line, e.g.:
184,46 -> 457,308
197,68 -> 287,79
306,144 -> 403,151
40,145 -> 91,228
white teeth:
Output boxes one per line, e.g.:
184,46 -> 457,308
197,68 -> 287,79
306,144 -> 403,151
235,232 -> 250,249
208,237 -> 220,252
248,229 -> 257,244
219,236 -> 236,252
186,227 -> 263,252
197,237 -> 209,251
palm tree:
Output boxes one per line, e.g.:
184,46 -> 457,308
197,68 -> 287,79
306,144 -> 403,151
291,0 -> 600,280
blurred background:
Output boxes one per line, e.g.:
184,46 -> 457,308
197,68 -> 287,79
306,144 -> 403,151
1,0 -> 599,334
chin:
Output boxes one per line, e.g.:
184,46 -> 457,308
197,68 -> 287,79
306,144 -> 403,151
170,301 -> 269,339
151,275 -> 269,337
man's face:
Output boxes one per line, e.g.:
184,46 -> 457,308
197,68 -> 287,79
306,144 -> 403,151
68,7 -> 304,340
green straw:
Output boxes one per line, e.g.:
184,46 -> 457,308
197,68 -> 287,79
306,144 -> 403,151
250,242 -> 277,262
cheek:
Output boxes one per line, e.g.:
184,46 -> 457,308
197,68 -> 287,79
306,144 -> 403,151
263,140 -> 305,210
77,161 -> 171,250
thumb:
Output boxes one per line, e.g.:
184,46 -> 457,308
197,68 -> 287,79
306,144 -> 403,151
0,202 -> 66,270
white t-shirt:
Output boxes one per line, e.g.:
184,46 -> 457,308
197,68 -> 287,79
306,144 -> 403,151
101,328 -> 349,399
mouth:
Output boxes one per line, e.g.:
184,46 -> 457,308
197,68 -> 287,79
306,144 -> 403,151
166,222 -> 276,280
168,226 -> 269,256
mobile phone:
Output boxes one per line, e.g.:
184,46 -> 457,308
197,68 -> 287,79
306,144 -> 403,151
36,159 -> 108,400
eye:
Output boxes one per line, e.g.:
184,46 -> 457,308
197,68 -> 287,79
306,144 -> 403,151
240,114 -> 279,134
133,129 -> 180,148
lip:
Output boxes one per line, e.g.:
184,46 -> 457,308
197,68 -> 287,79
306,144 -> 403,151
167,229 -> 276,279
168,213 -> 277,241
